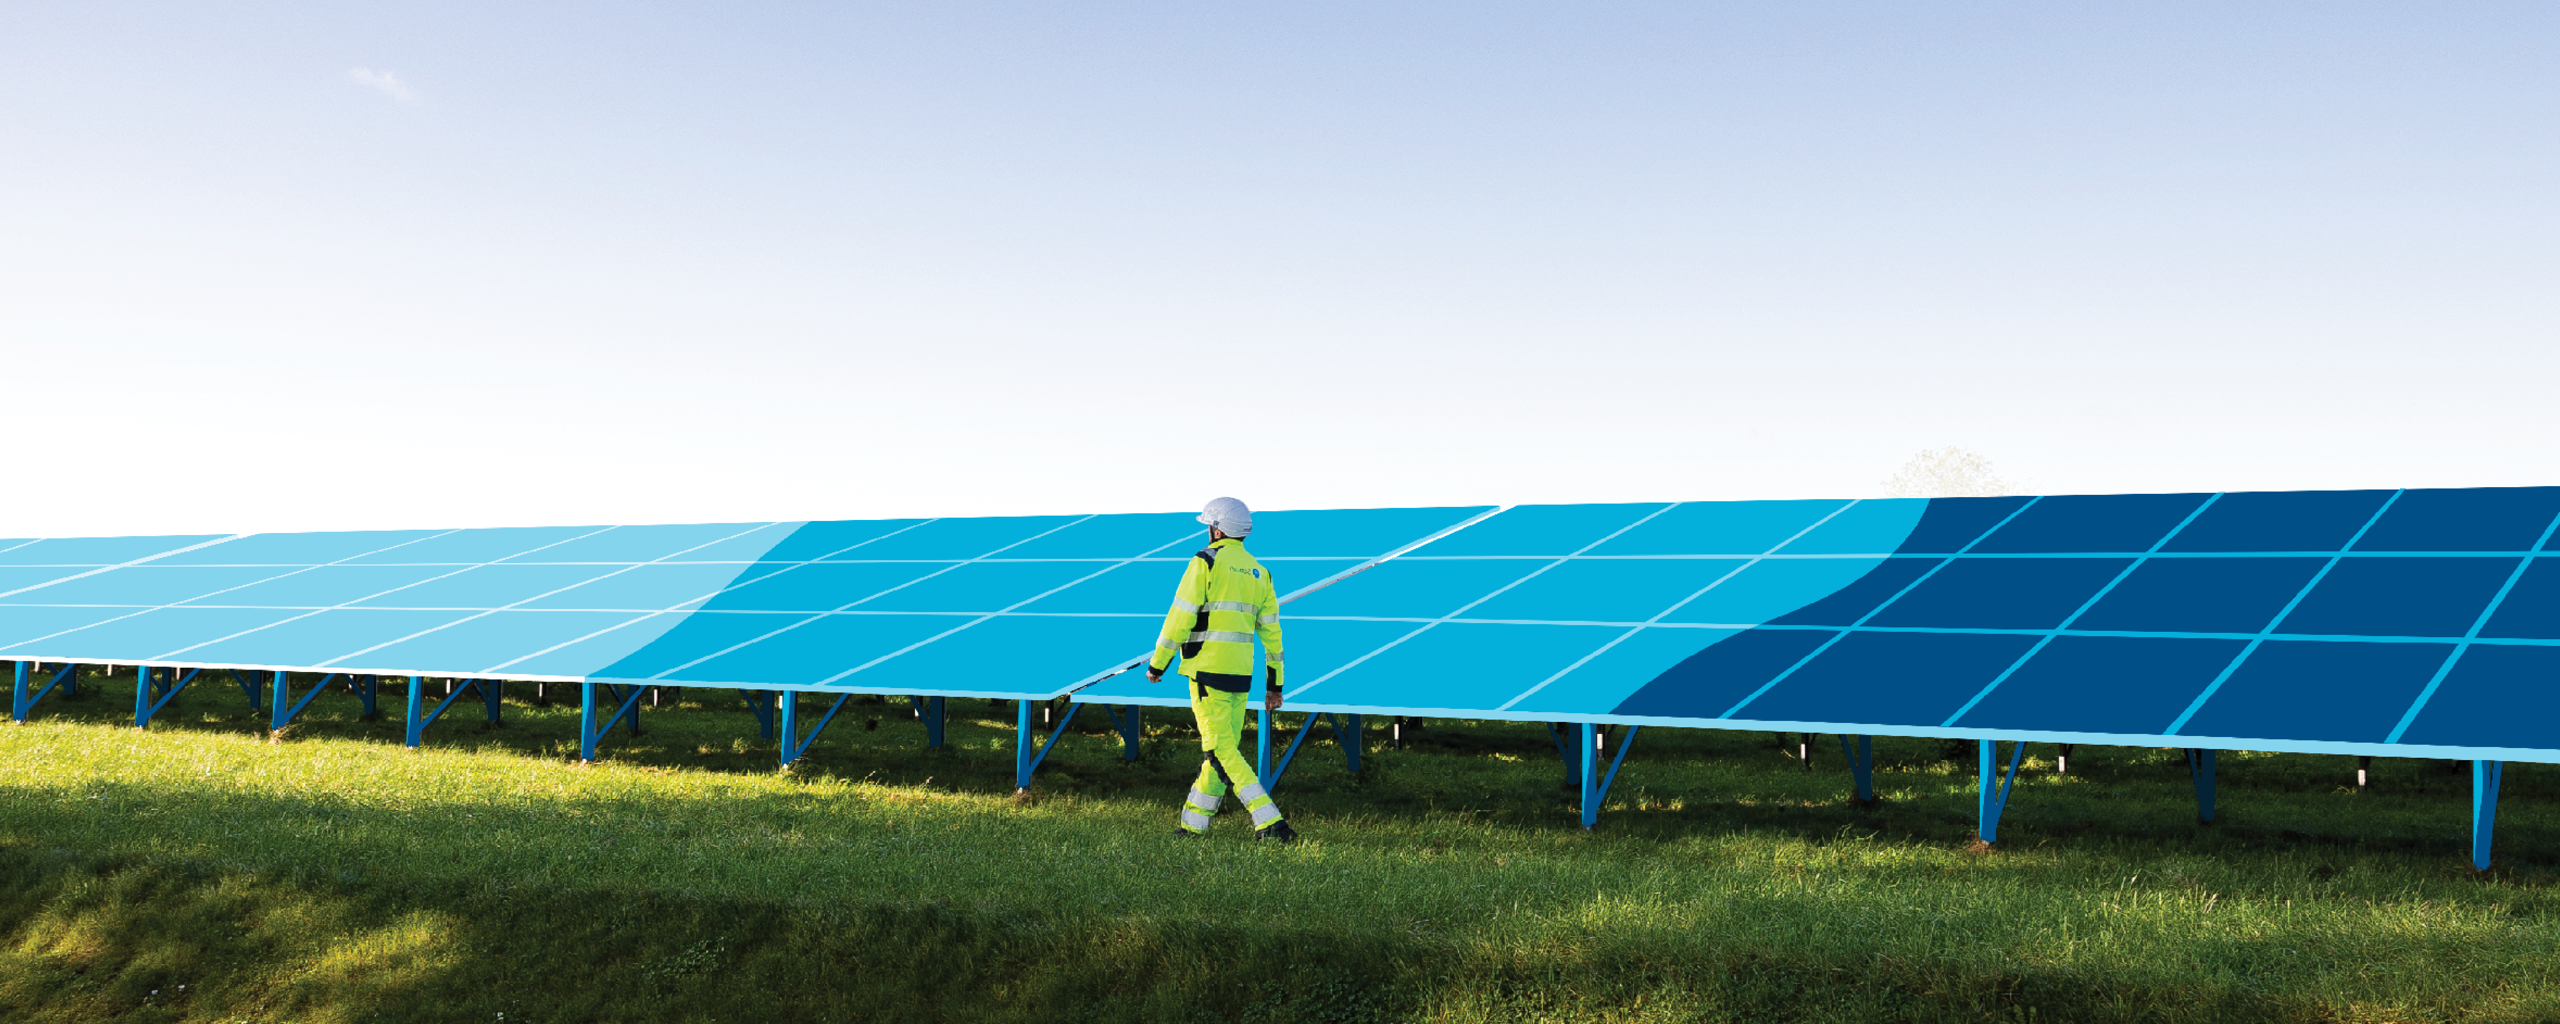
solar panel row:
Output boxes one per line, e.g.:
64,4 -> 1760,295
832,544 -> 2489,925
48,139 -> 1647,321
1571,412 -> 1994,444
5,487 -> 2555,762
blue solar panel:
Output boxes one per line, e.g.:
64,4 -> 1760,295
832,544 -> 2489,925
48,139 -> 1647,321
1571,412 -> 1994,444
6,490 -> 2557,764
1950,635 -> 2247,735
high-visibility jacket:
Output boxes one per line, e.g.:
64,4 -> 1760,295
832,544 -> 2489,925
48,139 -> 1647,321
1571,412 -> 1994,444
1148,537 -> 1284,692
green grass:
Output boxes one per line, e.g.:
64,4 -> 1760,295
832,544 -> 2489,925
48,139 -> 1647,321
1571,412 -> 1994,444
4,669 -> 2558,1023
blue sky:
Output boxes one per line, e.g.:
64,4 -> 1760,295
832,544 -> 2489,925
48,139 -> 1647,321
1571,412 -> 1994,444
3,3 -> 2553,535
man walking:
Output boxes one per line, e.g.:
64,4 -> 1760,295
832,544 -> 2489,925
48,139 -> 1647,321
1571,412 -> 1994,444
1147,496 -> 1297,842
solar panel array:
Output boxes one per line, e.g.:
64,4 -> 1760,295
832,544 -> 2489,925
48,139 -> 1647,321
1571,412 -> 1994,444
6,487 -> 2556,762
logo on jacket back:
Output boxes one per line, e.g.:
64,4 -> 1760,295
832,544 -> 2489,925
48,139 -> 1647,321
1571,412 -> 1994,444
1230,565 -> 1260,579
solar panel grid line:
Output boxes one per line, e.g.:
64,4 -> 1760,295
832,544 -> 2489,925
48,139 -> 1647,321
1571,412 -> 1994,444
476,518 -> 947,673
0,533 -> 249,600
1290,502 -> 1683,700
317,521 -> 792,672
1937,493 -> 2226,728
802,522 -> 1207,687
2382,506 -> 2560,744
140,526 -> 622,665
1493,499 -> 1868,713
1716,496 -> 2048,720
2162,490 -> 2407,735
639,515 -> 1105,682
0,538 -> 45,557
4,529 -> 471,664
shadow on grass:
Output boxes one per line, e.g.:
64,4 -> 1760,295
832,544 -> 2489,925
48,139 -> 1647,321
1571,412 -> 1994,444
1,839 -> 2341,1024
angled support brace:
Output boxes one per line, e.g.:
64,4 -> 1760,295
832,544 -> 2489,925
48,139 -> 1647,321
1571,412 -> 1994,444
406,677 -> 493,748
1836,733 -> 1876,804
2473,759 -> 2502,871
1269,712 -> 1362,791
1014,698 -> 1085,791
1548,721 -> 1581,787
746,690 -> 776,739
577,682 -> 649,762
1578,722 -> 1641,829
776,689 -> 855,766
134,666 -> 200,729
269,671 -> 348,734
1976,739 -> 2027,844
12,662 -> 79,723
2186,748 -> 2217,823
228,669 -> 265,712
1092,703 -> 1139,760
908,695 -> 945,748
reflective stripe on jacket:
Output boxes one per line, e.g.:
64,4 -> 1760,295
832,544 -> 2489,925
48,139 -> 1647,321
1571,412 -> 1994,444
1147,537 -> 1284,691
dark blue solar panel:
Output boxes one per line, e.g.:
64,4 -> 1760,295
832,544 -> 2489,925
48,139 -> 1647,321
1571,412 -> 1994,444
2394,644 -> 2560,749
1611,628 -> 1834,718
859,561 -> 1112,613
2161,490 -> 2393,553
1738,630 -> 2037,727
1952,635 -> 2246,733
2478,560 -> 2560,640
2071,558 -> 2327,635
1414,503 -> 1659,557
1893,497 -> 2033,554
1970,493 -> 2209,554
998,513 -> 1200,559
1863,558 -> 2131,631
2277,558 -> 2516,638
2354,487 -> 2560,553
2176,640 -> 2451,743
1765,557 -> 1939,626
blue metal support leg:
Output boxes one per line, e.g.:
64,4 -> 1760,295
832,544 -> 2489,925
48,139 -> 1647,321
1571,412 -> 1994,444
747,690 -> 775,739
1836,733 -> 1876,804
405,677 -> 489,747
1346,714 -> 1362,773
2474,759 -> 2503,871
1256,707 -> 1273,782
578,682 -> 649,762
777,688 -> 856,767
13,662 -> 79,723
1976,739 -> 2027,844
907,695 -> 945,748
269,672 -> 351,735
133,665 -> 199,730
2187,748 -> 2216,823
483,678 -> 503,723
1014,700 -> 1086,791
1578,722 -> 1641,829
358,675 -> 378,718
229,669 -> 265,712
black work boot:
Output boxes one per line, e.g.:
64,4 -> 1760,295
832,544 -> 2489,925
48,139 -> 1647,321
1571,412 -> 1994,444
1255,820 -> 1299,844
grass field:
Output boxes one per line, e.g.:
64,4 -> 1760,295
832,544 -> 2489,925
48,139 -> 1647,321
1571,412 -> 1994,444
4,668 -> 2557,1023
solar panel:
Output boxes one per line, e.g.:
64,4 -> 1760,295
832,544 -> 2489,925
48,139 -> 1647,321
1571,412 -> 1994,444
6,488 -> 2555,764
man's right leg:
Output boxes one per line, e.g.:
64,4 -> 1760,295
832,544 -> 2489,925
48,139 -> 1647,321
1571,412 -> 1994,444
1179,686 -> 1245,834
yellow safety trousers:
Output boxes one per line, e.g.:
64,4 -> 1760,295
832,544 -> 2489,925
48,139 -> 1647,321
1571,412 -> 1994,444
1177,685 -> 1285,834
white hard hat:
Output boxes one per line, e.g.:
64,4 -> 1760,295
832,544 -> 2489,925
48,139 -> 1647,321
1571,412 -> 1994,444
1198,496 -> 1253,538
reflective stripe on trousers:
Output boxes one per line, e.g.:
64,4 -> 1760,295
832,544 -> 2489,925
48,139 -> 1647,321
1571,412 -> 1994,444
1178,685 -> 1284,831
